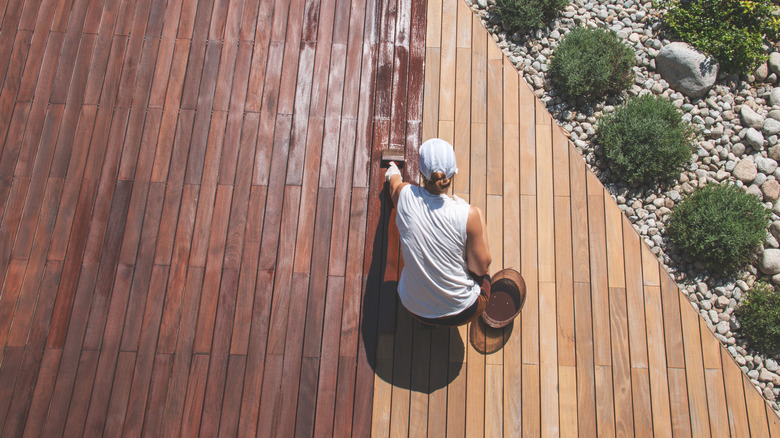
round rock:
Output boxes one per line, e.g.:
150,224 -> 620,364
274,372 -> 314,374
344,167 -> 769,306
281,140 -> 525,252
770,52 -> 780,76
734,157 -> 758,183
766,118 -> 780,136
757,156 -> 779,175
745,128 -> 766,149
742,105 -> 765,129
772,88 -> 780,107
770,145 -> 780,162
755,62 -> 770,82
760,248 -> 780,275
764,179 -> 780,202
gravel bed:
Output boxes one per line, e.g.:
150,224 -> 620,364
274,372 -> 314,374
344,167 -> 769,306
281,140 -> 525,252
465,0 -> 780,411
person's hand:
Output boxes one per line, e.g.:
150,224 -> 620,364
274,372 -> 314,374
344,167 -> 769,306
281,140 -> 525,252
385,162 -> 401,182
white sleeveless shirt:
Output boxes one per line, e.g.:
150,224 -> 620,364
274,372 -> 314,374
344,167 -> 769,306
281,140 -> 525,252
395,185 -> 480,318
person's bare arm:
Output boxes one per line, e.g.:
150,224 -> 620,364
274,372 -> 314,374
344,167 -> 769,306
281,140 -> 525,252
387,173 -> 409,206
466,205 -> 491,276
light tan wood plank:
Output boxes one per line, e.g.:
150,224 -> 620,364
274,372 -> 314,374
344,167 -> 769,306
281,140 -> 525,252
552,128 -> 570,197
521,195 -> 538,365
745,374 -> 770,437
570,147 -> 590,283
470,13 -> 486,125
504,299 -> 523,437
574,280 -> 597,437
466,335 -> 486,438
623,215 -> 648,369
554,196 -> 575,367
447,361 -> 467,436
438,120 -> 455,146
610,287 -> 634,437
669,367 -> 694,438
470,122 -> 487,213
422,47 -> 441,142
456,0 -> 471,49
587,172 -> 611,367
700,318 -> 722,370
503,59 -> 519,125
485,364 -> 503,438
519,81 -> 536,196
559,365 -> 578,437
539,281 -> 559,437
487,194 -> 502,277
453,46 -> 471,195
679,294 -> 712,437
426,0 -> 442,48
641,243 -> 661,287
605,194 -> 625,288
486,57 -> 502,196
438,0 -> 457,122
503,122 -> 520,270
705,368 -> 730,438
721,348 -> 751,438
767,402 -> 780,437
632,368 -> 654,438
661,270 -> 685,369
644,285 -> 673,438
596,365 -> 616,438
523,363 -> 541,436
536,122 -> 554,284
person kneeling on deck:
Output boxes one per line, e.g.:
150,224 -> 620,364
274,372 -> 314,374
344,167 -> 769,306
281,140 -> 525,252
385,138 -> 492,327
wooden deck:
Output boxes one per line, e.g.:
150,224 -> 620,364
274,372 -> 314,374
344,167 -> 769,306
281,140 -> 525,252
0,0 -> 778,436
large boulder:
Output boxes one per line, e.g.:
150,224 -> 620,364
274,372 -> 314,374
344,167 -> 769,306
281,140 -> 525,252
656,42 -> 719,98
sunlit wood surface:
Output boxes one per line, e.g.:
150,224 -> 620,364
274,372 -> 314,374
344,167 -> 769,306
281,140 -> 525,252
0,0 -> 778,436
371,0 -> 780,436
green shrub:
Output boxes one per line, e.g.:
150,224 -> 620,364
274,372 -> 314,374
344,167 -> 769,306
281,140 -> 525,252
494,0 -> 568,33
658,0 -> 780,73
736,282 -> 780,353
598,94 -> 694,185
668,184 -> 769,273
548,27 -> 635,100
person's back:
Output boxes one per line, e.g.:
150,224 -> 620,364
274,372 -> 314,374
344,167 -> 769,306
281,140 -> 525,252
385,138 -> 492,326
395,184 -> 476,318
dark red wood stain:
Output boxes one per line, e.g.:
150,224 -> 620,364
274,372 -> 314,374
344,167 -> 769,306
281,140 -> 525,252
0,0 -> 424,435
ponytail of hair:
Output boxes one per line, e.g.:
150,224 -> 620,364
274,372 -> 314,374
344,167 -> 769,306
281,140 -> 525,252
423,171 -> 452,195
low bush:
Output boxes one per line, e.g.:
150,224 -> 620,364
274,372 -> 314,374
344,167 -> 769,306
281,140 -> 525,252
548,27 -> 635,100
668,184 -> 769,274
736,282 -> 780,353
598,94 -> 694,185
494,0 -> 569,34
658,0 -> 780,73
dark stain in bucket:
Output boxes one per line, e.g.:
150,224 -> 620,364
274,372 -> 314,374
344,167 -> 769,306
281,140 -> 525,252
485,278 -> 521,322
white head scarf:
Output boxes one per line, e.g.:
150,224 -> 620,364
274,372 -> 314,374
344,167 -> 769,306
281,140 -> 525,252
419,138 -> 458,180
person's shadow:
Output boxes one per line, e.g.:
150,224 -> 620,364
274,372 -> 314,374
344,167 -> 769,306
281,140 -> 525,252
360,185 -> 464,393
